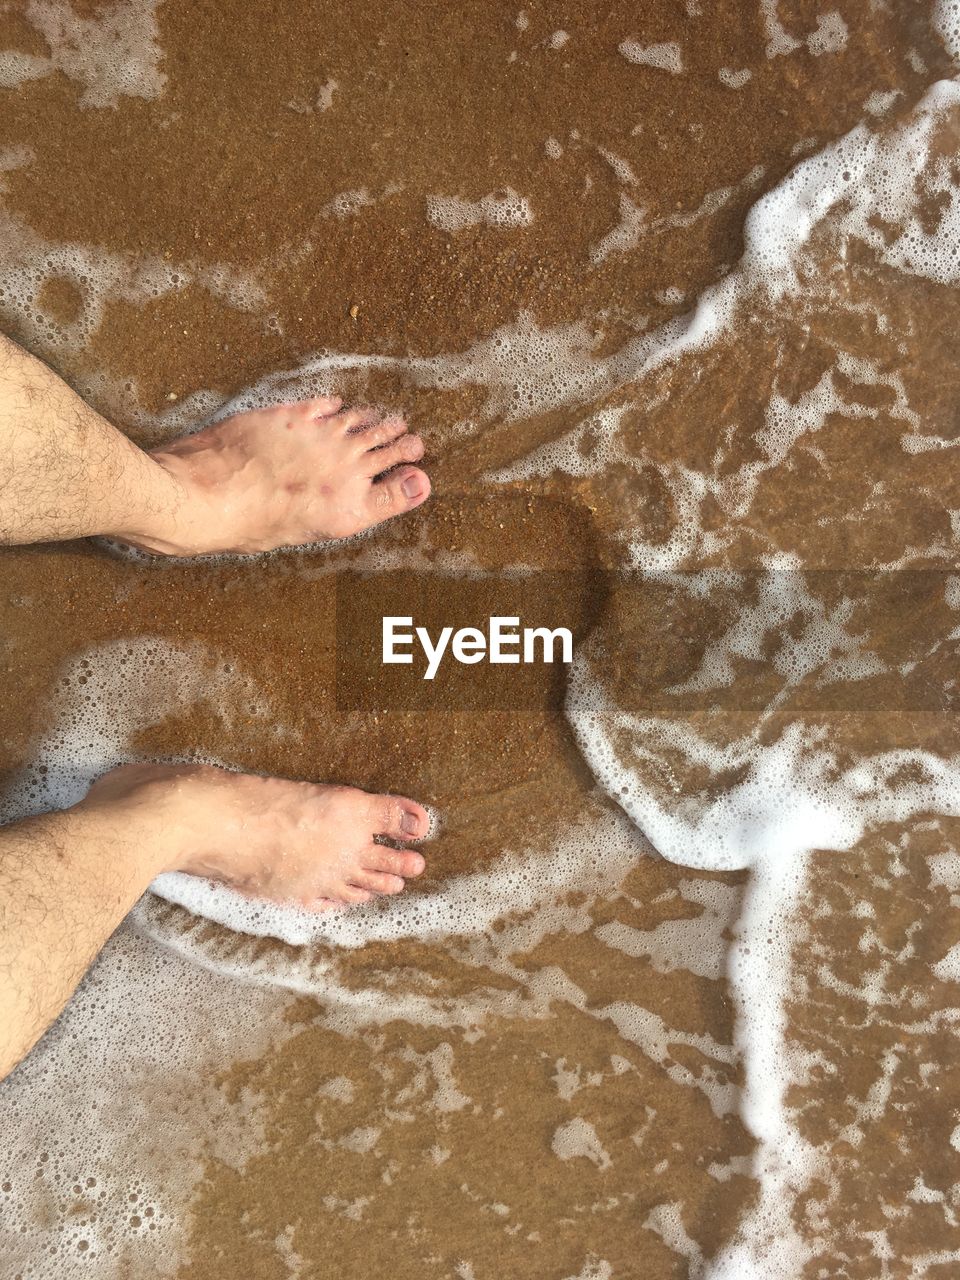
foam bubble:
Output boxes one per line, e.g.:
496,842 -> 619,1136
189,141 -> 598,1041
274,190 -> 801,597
760,0 -> 801,56
590,194 -> 646,263
719,67 -> 753,89
147,800 -> 640,956
0,925 -> 292,1277
618,40 -> 684,74
426,189 -> 534,232
0,0 -> 166,108
0,638 -> 264,825
936,0 -> 960,62
551,1117 -> 611,1168
807,11 -> 848,56
322,187 -> 376,217
0,205 -> 265,402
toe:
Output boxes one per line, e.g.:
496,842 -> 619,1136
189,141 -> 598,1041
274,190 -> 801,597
355,416 -> 408,451
336,405 -> 380,434
339,885 -> 373,905
350,869 -> 406,895
369,465 -> 431,523
365,846 -> 426,878
371,794 -> 431,842
304,395 -> 343,418
364,433 -> 424,477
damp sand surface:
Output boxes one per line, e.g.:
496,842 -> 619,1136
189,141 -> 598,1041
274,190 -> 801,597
3,3 -> 960,1277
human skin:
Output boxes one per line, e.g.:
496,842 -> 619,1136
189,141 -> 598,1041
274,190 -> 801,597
0,331 -> 434,1082
0,332 -> 431,554
0,763 -> 430,1081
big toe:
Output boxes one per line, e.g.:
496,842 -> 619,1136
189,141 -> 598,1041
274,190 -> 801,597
372,793 -> 431,842
368,465 -> 430,525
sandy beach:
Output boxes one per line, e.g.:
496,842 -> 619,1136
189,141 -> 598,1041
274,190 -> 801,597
2,2 -> 960,1276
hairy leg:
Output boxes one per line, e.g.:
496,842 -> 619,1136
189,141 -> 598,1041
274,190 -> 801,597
141,398 -> 431,554
0,332 -> 431,554
0,763 -> 429,1081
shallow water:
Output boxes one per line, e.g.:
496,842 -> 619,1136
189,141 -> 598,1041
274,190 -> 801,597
2,2 -> 960,1276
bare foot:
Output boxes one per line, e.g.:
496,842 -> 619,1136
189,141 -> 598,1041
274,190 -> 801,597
81,763 -> 430,910
129,397 -> 431,556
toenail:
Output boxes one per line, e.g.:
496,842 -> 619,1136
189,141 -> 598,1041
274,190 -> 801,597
401,475 -> 424,500
400,810 -> 420,834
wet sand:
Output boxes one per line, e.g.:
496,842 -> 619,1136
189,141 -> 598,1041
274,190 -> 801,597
2,2 -> 960,1276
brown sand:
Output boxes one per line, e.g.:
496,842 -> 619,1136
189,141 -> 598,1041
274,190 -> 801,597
2,1 -> 960,1276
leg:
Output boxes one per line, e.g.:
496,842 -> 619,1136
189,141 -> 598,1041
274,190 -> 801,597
0,763 -> 430,1082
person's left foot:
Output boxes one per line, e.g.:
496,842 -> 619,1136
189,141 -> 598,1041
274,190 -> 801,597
129,397 -> 431,555
81,763 -> 431,910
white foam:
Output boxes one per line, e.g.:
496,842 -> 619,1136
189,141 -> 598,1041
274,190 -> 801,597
594,879 -> 740,980
928,850 -> 960,890
600,1001 -> 737,1117
0,638 -> 255,823
936,0 -> 960,62
426,189 -> 533,232
149,799 -> 640,953
719,67 -> 753,89
864,89 -> 903,115
590,194 -> 646,263
0,0 -> 166,108
0,925 -> 292,1277
645,1202 -> 704,1269
934,942 -> 960,982
551,1117 -> 611,1169
0,204 -> 265,401
317,77 -> 338,111
618,40 -> 684,74
597,146 -> 639,186
807,12 -> 848,56
760,0 -> 800,57
322,188 -> 376,217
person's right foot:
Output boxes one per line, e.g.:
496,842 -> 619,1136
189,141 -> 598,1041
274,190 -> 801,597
81,763 -> 430,909
130,397 -> 431,556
